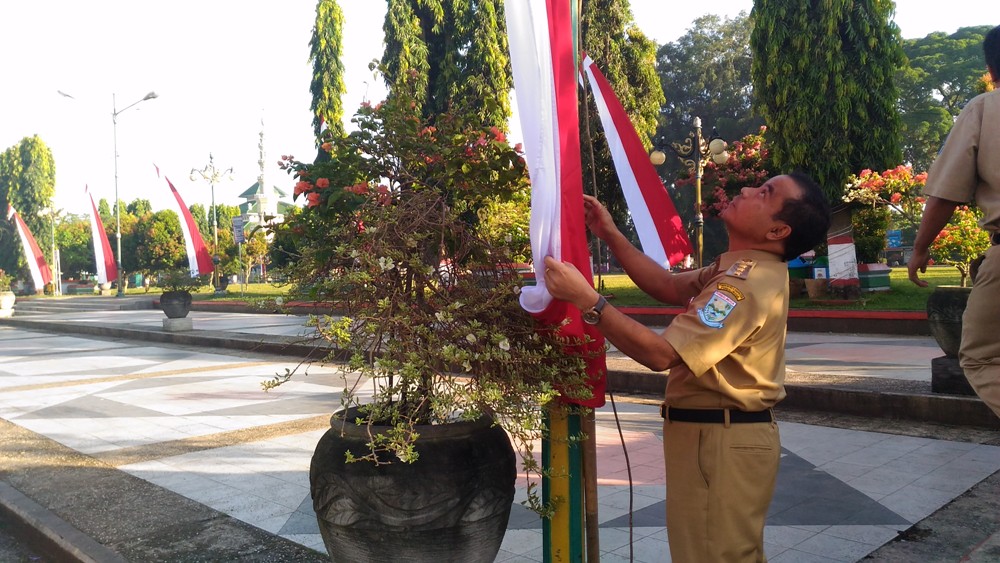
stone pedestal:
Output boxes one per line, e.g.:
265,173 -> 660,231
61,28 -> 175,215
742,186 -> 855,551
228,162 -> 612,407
162,317 -> 193,332
931,355 -> 975,395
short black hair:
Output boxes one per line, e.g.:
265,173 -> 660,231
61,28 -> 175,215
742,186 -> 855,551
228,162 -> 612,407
773,172 -> 831,261
985,25 -> 1000,81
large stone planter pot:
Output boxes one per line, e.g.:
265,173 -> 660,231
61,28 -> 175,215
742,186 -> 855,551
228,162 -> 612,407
926,285 -> 970,358
310,408 -> 516,563
159,290 -> 192,319
0,290 -> 15,318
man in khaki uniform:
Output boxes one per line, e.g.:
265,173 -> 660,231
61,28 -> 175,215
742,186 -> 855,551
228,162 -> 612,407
909,25 -> 1000,418
544,172 -> 830,562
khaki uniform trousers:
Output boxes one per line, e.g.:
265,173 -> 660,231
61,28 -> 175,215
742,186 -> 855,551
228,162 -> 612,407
962,244 -> 1000,418
663,417 -> 780,563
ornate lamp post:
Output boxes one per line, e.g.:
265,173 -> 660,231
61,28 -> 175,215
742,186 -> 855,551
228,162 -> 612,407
650,117 -> 728,268
113,91 -> 158,296
190,154 -> 233,293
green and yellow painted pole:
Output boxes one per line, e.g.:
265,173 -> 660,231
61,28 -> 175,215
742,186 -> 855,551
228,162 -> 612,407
543,403 -> 585,562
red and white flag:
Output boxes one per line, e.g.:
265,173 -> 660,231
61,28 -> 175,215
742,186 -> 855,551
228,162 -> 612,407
582,55 -> 692,267
6,204 -> 52,289
505,0 -> 606,407
84,185 -> 118,285
157,166 -> 214,277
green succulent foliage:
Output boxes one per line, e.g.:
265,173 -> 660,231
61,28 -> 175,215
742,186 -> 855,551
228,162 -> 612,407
750,0 -> 903,202
310,0 -> 347,141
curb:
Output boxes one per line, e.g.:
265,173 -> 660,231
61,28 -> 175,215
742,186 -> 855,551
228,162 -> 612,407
0,482 -> 127,563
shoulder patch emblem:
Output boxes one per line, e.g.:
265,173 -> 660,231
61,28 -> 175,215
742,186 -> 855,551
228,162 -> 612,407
725,259 -> 756,280
698,290 -> 738,328
716,282 -> 745,301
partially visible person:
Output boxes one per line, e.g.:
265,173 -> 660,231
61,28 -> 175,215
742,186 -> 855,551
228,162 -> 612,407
908,24 -> 1000,418
544,173 -> 830,562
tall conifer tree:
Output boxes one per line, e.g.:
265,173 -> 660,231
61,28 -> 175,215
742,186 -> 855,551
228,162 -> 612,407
310,0 -> 347,140
751,0 -> 903,201
381,0 -> 511,126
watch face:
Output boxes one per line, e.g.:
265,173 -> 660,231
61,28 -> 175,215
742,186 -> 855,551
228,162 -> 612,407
583,309 -> 600,325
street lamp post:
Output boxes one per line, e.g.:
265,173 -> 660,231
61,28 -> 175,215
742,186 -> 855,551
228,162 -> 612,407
39,207 -> 60,296
650,117 -> 729,268
190,154 -> 233,293
112,91 -> 158,297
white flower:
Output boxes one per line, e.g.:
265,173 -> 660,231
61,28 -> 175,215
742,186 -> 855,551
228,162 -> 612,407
378,256 -> 395,271
274,296 -> 284,306
498,338 -> 510,351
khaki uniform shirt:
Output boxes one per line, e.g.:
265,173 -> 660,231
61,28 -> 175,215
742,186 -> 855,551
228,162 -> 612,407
923,89 -> 1000,233
662,249 -> 789,411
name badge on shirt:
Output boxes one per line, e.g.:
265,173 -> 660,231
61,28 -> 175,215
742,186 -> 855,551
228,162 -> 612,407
698,290 -> 738,328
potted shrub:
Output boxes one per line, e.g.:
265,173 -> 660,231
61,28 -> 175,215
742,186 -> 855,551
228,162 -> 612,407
267,86 -> 593,562
0,269 -> 14,317
156,269 -> 207,319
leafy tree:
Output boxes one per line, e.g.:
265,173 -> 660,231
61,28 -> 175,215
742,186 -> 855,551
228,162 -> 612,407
98,199 -> 112,223
930,206 -> 991,287
310,0 -> 347,141
117,210 -> 141,282
898,26 -> 993,170
55,214 -> 94,280
0,136 -> 56,276
126,198 -> 152,217
241,230 -> 269,283
132,210 -> 186,276
381,0 -> 511,126
654,13 -> 760,182
579,0 -> 663,233
189,203 -> 210,240
903,26 -> 993,116
750,0 -> 903,201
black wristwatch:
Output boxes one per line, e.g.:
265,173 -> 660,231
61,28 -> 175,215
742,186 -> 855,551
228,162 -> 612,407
582,295 -> 608,325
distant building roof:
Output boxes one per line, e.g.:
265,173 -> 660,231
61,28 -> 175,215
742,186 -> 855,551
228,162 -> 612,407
238,182 -> 287,198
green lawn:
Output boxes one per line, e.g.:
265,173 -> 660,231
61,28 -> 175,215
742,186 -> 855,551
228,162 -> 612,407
597,265 -> 963,311
123,265 -> 963,312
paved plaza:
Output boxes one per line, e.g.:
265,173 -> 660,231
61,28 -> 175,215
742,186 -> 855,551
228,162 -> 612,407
1,302 -> 1000,561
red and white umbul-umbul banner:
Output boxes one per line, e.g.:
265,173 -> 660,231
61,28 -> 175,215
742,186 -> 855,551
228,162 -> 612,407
7,204 -> 52,289
84,185 -> 118,285
582,55 -> 693,268
157,166 -> 214,277
505,0 -> 606,407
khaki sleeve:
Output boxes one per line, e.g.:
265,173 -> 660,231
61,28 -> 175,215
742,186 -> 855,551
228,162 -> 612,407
924,99 -> 982,203
663,279 -> 765,377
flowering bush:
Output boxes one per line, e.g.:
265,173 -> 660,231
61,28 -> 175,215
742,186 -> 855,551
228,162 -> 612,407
266,80 -> 593,516
676,126 -> 772,218
843,165 -> 927,230
930,205 -> 991,287
0,269 -> 11,292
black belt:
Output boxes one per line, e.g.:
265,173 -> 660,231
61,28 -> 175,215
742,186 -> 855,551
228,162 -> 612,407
992,232 -> 1000,246
660,405 -> 773,424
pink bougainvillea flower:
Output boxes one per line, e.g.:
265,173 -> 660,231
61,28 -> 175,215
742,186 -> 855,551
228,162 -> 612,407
306,192 -> 322,207
315,178 -> 330,189
294,181 -> 312,196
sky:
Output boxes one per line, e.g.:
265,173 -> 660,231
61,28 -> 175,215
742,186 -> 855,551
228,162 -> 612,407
0,1 -> 992,218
